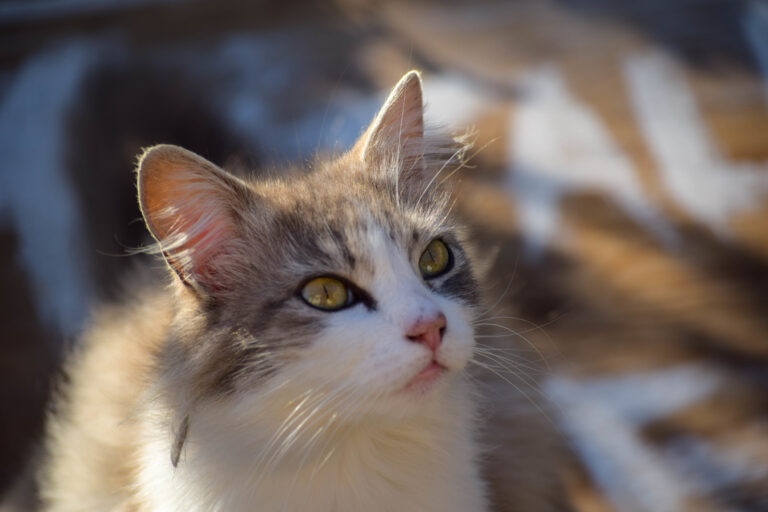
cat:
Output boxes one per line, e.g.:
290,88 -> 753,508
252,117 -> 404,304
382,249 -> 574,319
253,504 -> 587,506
38,71 -> 559,512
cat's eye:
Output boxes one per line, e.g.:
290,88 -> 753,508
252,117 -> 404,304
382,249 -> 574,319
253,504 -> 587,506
419,239 -> 452,279
301,276 -> 353,311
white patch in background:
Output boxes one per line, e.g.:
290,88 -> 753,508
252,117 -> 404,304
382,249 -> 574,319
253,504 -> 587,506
550,363 -> 722,425
546,364 -> 726,512
505,66 -> 675,255
0,41 -> 96,338
624,51 -> 768,234
422,73 -> 494,129
663,433 -> 768,496
744,1 -> 768,104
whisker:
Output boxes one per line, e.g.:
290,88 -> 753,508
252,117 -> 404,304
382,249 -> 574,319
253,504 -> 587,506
251,382 -> 357,486
414,145 -> 466,209
472,347 -> 543,374
472,322 -> 551,369
474,313 -> 562,335
475,272 -> 518,320
436,136 -> 500,188
467,358 -> 555,427
310,389 -> 383,479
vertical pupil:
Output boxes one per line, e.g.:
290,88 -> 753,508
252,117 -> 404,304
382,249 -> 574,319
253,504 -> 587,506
426,248 -> 435,265
301,278 -> 349,310
420,241 -> 449,277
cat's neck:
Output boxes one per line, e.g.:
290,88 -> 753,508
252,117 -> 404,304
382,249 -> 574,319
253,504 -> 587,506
137,378 -> 488,512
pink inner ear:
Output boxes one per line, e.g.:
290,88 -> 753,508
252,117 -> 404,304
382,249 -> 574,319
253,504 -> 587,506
171,205 -> 234,285
140,148 -> 239,288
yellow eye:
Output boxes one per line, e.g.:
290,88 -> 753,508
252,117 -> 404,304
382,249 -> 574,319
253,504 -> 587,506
419,239 -> 452,278
301,277 -> 351,311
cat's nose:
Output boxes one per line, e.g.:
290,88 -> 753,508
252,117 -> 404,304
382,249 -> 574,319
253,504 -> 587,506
405,313 -> 446,352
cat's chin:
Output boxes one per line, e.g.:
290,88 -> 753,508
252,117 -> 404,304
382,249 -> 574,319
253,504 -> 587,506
402,360 -> 447,395
361,370 -> 464,423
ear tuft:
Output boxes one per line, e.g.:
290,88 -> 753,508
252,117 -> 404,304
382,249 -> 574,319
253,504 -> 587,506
137,144 -> 248,291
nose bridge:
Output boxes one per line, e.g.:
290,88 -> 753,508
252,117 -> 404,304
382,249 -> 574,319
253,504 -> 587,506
397,285 -> 441,324
368,229 -> 441,324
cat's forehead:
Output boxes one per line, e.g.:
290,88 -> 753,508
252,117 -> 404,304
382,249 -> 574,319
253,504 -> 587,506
247,169 -> 449,274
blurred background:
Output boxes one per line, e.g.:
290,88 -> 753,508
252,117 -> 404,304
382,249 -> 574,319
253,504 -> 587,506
1,0 -> 768,510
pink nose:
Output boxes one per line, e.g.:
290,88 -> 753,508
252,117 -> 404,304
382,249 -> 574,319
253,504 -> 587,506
405,313 -> 446,352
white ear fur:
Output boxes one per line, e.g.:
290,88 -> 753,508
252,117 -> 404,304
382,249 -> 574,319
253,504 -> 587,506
360,70 -> 425,172
137,144 -> 248,291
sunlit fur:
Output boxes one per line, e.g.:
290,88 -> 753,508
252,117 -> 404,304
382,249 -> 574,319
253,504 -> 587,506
136,223 -> 485,511
39,71 -> 494,511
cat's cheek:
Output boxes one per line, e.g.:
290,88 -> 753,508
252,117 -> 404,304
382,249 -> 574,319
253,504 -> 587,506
331,316 -> 429,393
321,310 -> 434,394
365,332 -> 432,388
282,309 -> 391,384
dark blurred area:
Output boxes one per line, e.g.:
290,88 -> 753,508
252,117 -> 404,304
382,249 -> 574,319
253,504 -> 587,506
2,0 -> 768,510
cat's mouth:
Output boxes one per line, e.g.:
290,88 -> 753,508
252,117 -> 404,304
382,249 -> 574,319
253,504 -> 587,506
403,360 -> 447,392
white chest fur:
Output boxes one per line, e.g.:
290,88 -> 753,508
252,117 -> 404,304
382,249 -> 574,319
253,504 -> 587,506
136,381 -> 487,512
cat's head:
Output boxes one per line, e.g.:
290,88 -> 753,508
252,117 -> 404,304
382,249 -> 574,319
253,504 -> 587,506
137,71 -> 479,459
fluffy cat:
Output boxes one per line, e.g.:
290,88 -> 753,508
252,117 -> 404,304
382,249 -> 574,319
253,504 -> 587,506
38,71 -> 550,511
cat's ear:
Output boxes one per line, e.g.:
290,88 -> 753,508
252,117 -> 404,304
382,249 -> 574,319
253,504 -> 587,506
137,144 -> 249,292
357,70 -> 425,174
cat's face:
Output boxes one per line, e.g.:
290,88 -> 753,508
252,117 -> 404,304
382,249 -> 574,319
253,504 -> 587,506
231,176 -> 479,420
138,71 -> 478,429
